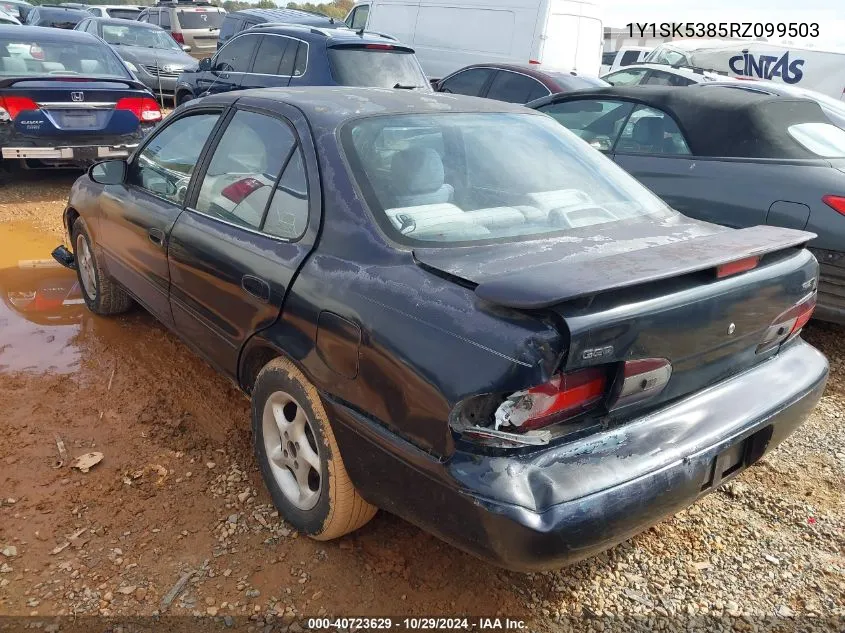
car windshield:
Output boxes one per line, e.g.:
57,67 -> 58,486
102,23 -> 182,50
328,47 -> 428,89
343,113 -> 672,245
107,8 -> 141,19
176,9 -> 224,29
0,35 -> 129,77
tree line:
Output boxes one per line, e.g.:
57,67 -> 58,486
26,0 -> 355,19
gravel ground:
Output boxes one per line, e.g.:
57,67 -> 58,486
0,172 -> 843,632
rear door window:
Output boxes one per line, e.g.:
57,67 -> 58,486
328,46 -> 427,89
615,105 -> 691,155
195,110 -> 308,238
219,15 -> 238,42
251,34 -> 292,75
788,122 -> 845,157
159,10 -> 171,29
214,34 -> 258,72
438,68 -> 493,97
177,9 -> 224,29
485,70 -> 549,104
147,9 -> 159,25
620,49 -> 641,66
644,70 -> 694,87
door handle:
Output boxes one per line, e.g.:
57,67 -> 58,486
148,228 -> 165,247
241,275 -> 270,303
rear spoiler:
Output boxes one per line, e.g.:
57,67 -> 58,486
0,77 -> 149,91
474,225 -> 816,309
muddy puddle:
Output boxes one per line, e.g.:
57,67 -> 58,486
0,222 -> 83,373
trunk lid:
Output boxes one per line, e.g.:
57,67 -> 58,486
414,216 -> 818,416
2,79 -> 147,137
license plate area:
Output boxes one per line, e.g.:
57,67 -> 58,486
60,112 -> 99,129
700,425 -> 773,491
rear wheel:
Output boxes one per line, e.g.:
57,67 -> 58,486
72,217 -> 133,315
252,357 -> 377,540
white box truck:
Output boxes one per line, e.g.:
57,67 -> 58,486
646,39 -> 845,101
343,0 -> 603,80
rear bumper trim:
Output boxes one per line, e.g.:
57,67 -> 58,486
1,144 -> 138,160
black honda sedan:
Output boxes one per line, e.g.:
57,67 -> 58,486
54,88 -> 828,570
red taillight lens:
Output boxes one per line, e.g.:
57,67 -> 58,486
172,31 -> 185,44
115,96 -> 162,123
528,59 -> 541,64
0,95 -> 39,121
495,367 -> 607,431
717,256 -> 760,278
364,43 -> 394,50
822,195 -> 845,216
221,177 -> 265,204
757,292 -> 817,353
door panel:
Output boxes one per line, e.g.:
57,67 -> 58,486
167,104 -> 320,377
96,110 -> 223,325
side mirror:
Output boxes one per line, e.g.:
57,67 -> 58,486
89,159 -> 127,185
181,44 -> 191,53
198,57 -> 212,71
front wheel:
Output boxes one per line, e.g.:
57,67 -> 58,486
72,217 -> 133,315
176,91 -> 193,107
252,357 -> 377,540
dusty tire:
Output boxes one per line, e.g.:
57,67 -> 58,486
252,357 -> 376,540
72,217 -> 133,316
176,91 -> 193,107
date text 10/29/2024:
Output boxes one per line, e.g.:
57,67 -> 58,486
627,22 -> 820,39
307,618 -> 527,630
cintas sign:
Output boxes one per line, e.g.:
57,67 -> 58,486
728,50 -> 804,84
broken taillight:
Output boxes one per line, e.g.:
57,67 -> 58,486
494,367 -> 607,432
757,292 -> 816,354
612,358 -> 672,410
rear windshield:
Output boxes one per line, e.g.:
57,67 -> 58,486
177,9 -> 224,29
35,8 -> 86,26
102,23 -> 183,51
788,122 -> 845,157
328,47 -> 428,89
0,35 -> 129,78
343,113 -> 671,245
107,8 -> 142,20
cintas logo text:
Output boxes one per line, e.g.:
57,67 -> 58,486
728,51 -> 804,84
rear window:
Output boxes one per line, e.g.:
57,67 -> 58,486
177,9 -> 224,29
35,8 -> 86,27
788,122 -> 845,157
107,8 -> 142,20
342,113 -> 671,245
0,35 -> 129,78
328,46 -> 427,89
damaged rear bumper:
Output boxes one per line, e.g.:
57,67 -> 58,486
326,339 -> 828,571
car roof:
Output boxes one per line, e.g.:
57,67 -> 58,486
0,23 -> 95,39
202,86 -> 532,133
246,24 -> 401,46
531,84 -> 831,159
231,7 -> 334,25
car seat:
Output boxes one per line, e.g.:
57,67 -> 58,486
389,147 -> 454,207
631,116 -> 666,154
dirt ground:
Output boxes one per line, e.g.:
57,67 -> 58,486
0,171 -> 843,631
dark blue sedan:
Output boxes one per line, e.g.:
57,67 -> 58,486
0,25 -> 161,171
54,88 -> 827,570
174,24 -> 429,106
